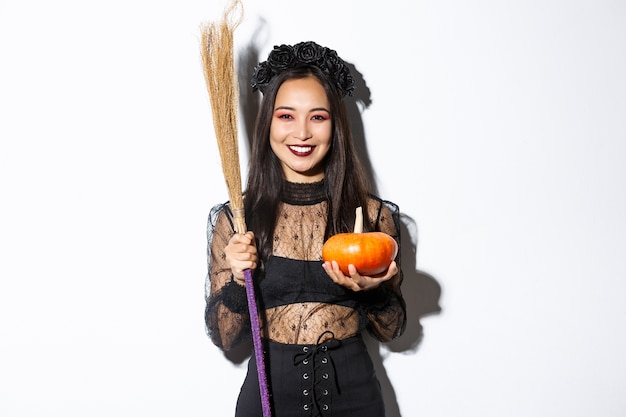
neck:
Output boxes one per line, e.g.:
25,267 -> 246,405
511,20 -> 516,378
280,179 -> 327,205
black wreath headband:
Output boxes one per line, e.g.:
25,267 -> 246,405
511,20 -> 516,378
251,41 -> 355,97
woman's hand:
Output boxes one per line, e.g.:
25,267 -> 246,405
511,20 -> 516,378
322,260 -> 398,292
224,231 -> 258,285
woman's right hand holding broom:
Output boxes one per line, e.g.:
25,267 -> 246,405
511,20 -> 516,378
224,231 -> 258,285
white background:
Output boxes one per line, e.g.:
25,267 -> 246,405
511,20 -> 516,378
1,0 -> 625,416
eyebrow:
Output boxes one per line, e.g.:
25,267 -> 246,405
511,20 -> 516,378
274,106 -> 331,113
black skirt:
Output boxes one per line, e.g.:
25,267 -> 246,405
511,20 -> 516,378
235,334 -> 385,417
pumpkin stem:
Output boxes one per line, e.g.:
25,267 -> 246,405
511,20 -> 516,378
354,206 -> 363,233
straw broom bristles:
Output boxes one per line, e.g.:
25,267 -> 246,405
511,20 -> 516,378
200,0 -> 246,234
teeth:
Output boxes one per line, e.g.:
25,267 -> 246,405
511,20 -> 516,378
289,145 -> 312,153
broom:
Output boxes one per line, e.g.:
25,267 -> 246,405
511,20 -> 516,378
200,2 -> 272,416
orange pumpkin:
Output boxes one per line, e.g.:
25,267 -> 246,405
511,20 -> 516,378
322,207 -> 398,276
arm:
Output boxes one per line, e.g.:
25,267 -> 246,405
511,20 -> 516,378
204,204 -> 256,350
359,198 -> 407,342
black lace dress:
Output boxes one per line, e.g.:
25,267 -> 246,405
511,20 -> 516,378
205,180 -> 406,417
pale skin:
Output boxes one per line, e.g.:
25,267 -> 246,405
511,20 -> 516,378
225,76 -> 396,291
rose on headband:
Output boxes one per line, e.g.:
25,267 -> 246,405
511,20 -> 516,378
250,62 -> 272,92
294,41 -> 325,64
267,44 -> 296,71
334,66 -> 355,96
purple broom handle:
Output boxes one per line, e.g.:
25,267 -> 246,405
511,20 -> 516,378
244,268 -> 272,417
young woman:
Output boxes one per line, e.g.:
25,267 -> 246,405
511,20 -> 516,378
205,41 -> 406,417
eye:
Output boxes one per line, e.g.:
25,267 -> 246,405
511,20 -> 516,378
311,113 -> 330,121
276,113 -> 293,120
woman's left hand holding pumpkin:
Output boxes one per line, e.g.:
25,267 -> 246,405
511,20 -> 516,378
322,260 -> 398,292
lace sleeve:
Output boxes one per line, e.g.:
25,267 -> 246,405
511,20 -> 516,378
358,197 -> 407,342
204,203 -> 251,350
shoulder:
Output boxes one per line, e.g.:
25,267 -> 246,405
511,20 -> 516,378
365,194 -> 400,235
366,194 -> 399,218
208,201 -> 236,231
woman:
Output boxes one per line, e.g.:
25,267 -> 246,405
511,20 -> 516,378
205,41 -> 406,417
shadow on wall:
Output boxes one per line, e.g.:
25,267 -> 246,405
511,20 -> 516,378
227,33 -> 443,417
365,214 -> 442,417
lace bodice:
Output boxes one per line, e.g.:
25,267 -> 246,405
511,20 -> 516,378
205,181 -> 406,350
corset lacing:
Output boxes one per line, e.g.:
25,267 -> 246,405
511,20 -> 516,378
292,331 -> 341,416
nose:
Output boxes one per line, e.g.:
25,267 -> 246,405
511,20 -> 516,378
294,120 -> 312,141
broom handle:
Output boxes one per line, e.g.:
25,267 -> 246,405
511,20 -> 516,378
232,209 -> 272,417
244,268 -> 272,416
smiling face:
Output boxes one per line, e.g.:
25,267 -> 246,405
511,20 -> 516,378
269,76 -> 332,183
